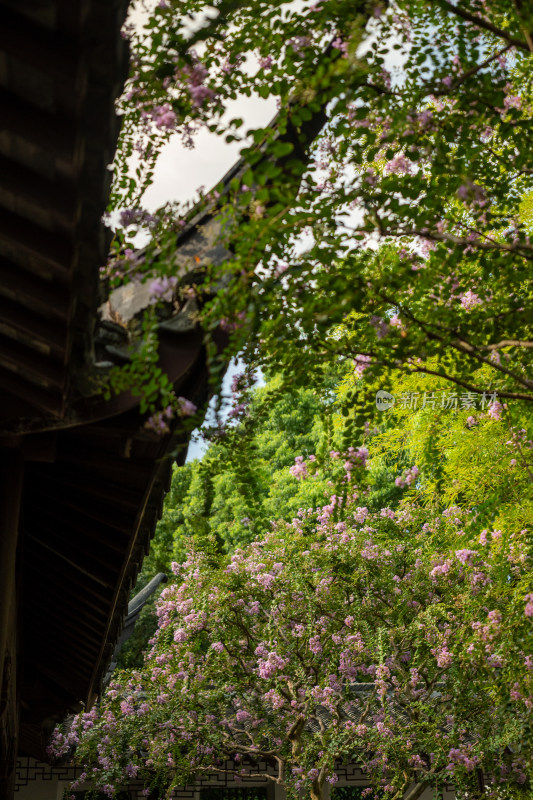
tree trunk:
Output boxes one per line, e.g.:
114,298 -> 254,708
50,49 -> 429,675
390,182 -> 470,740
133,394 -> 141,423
403,784 -> 426,800
310,778 -> 326,800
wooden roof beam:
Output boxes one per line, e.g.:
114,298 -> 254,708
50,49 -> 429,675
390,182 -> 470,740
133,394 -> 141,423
0,153 -> 78,225
26,534 -> 118,590
28,491 -> 136,544
28,464 -> 141,510
0,87 -> 78,163
25,556 -> 113,610
0,367 -> 65,416
0,208 -> 74,273
0,335 -> 66,390
0,5 -> 81,84
0,258 -> 70,319
0,297 -> 68,356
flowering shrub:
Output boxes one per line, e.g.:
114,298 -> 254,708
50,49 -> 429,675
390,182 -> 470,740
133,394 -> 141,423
51,503 -> 532,799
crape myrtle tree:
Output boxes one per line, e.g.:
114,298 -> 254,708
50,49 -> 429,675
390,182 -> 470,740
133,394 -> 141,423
67,3 -> 533,795
50,502 -> 533,800
129,358 -> 533,592
103,0 -> 533,426
116,359 -> 533,670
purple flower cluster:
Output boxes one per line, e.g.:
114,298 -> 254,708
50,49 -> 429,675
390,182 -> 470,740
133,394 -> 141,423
119,208 -> 157,230
152,102 -> 177,130
460,290 -> 482,310
180,61 -> 215,108
59,493 -> 532,800
395,465 -> 418,488
149,275 -> 178,303
290,455 -> 309,479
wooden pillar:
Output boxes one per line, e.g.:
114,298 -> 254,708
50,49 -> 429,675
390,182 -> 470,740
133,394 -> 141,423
0,449 -> 24,800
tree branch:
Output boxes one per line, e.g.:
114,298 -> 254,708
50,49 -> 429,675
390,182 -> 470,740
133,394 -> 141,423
432,44 -> 513,95
374,289 -> 533,389
337,339 -> 533,401
437,0 -> 530,52
450,338 -> 533,389
197,764 -> 281,783
477,340 -> 533,350
353,286 -> 533,395
402,782 -> 427,800
512,0 -> 533,52
375,226 -> 533,258
402,363 -> 533,401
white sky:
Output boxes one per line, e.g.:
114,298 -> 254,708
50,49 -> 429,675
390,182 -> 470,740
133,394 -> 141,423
124,4 -> 277,461
143,95 -> 276,463
142,94 -> 277,211
140,94 -> 275,463
127,0 -> 278,211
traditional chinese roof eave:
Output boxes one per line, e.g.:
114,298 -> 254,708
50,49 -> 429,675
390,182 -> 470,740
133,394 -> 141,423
17,341 -> 215,759
0,0 -> 130,426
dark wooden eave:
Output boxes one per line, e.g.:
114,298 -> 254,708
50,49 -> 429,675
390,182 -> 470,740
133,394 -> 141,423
16,350 -> 213,760
0,0 -> 129,423
0,0 -> 165,770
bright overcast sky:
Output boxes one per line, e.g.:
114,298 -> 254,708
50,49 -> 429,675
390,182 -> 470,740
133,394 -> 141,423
142,93 -> 277,211
124,4 -> 277,461
128,1 -> 278,210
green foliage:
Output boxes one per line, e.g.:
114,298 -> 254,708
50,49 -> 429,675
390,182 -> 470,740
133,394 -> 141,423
103,0 -> 533,418
144,379 -> 331,566
362,366 -> 533,530
117,464 -> 196,669
119,356 -> 532,671
131,360 -> 533,577
69,4 -> 533,794
135,462 -> 195,590
55,503 -> 533,800
131,369 -> 411,581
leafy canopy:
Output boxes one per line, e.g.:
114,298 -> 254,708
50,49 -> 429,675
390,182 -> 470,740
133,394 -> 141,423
50,500 -> 533,800
103,0 -> 533,421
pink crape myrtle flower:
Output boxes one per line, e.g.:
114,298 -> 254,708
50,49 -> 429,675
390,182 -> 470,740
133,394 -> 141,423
290,456 -> 309,479
395,466 -> 418,488
149,275 -> 178,302
504,94 -> 522,110
487,401 -> 503,420
390,314 -> 403,328
177,396 -> 197,416
57,503 -> 530,799
384,154 -> 413,175
460,290 -> 482,310
181,62 -> 216,108
354,354 -> 371,377
524,594 -> 533,618
455,549 -> 477,565
153,103 -> 177,130
144,405 -> 174,435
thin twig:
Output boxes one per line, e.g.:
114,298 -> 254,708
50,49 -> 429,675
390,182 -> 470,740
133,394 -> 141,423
437,0 -> 530,52
432,44 -> 513,94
